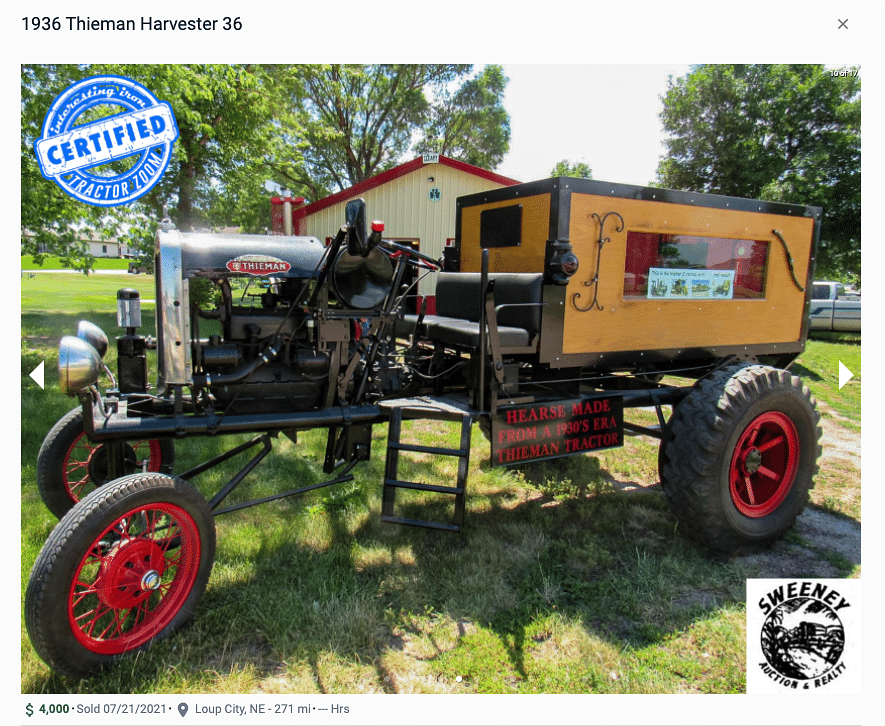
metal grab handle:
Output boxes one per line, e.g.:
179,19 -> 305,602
493,302 -> 547,313
573,211 -> 624,312
772,229 -> 806,292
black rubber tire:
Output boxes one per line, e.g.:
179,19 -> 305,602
37,408 -> 174,519
658,422 -> 672,487
662,363 -> 821,553
25,474 -> 215,678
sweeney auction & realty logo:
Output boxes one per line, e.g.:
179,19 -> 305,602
747,579 -> 860,694
34,75 -> 178,206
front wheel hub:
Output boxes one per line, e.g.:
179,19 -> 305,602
95,539 -> 166,609
141,570 -> 162,591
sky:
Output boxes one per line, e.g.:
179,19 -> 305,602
496,65 -> 691,186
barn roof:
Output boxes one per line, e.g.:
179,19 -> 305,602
300,155 -> 520,218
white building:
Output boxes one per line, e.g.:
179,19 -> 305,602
24,230 -> 134,258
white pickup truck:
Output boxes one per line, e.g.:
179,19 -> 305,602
809,281 -> 861,332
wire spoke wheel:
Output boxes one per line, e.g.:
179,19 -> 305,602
37,408 -> 174,518
26,474 -> 215,677
69,502 -> 200,655
63,436 -> 165,503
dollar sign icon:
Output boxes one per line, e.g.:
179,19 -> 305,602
26,704 -> 33,717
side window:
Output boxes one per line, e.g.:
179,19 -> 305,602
624,232 -> 769,300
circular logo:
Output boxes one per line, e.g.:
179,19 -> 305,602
34,75 -> 179,207
761,596 -> 845,681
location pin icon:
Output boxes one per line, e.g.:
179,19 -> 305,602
178,703 -> 188,717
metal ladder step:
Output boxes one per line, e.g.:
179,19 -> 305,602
387,441 -> 468,457
378,516 -> 462,533
381,407 -> 472,532
383,479 -> 465,495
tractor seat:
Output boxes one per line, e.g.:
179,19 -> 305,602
397,272 -> 543,351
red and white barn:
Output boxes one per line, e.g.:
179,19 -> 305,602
275,154 -> 518,312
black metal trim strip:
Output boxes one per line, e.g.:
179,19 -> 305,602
772,229 -> 806,291
544,342 -> 804,371
85,404 -> 383,441
798,216 -> 823,345
457,177 -> 822,220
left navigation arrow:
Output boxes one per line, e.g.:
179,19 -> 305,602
29,361 -> 45,390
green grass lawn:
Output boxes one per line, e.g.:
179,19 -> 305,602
21,255 -> 132,271
22,272 -> 156,316
20,274 -> 860,694
792,337 -> 861,419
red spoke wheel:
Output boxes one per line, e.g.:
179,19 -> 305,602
729,411 -> 799,517
26,474 -> 214,677
662,363 -> 820,553
37,408 -> 174,518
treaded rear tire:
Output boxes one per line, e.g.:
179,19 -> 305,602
25,474 -> 214,678
662,363 -> 821,553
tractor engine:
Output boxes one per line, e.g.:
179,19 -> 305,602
197,292 -> 331,413
58,210 -> 417,418
151,229 -> 338,414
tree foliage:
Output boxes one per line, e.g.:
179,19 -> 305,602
550,160 -> 592,179
22,64 -> 511,269
656,64 -> 860,276
21,65 -> 105,270
21,64 -> 289,268
416,65 -> 510,170
271,64 -> 510,201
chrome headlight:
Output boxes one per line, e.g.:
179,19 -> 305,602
58,335 -> 102,395
76,320 -> 109,359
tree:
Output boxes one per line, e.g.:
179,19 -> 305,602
656,64 -> 860,276
22,64 -> 512,269
102,64 -> 290,232
550,160 -> 592,179
416,65 -> 510,170
21,64 -> 293,269
21,65 -> 105,270
271,64 -> 511,200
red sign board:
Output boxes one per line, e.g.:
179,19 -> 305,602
490,396 -> 624,467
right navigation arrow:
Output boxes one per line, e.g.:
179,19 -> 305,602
838,361 -> 854,390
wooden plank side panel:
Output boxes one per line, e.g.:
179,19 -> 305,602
458,193 -> 552,273
562,193 -> 816,356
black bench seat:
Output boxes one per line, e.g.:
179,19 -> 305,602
397,272 -> 544,352
426,319 -> 532,348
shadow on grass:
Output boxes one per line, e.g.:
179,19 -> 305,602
788,362 -> 823,382
808,331 -> 861,345
21,416 -> 860,694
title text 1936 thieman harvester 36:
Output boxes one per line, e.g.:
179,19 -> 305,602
26,178 -> 823,676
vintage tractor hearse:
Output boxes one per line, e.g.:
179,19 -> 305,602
26,178 -> 823,676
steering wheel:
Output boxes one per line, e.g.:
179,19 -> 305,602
380,240 -> 442,271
